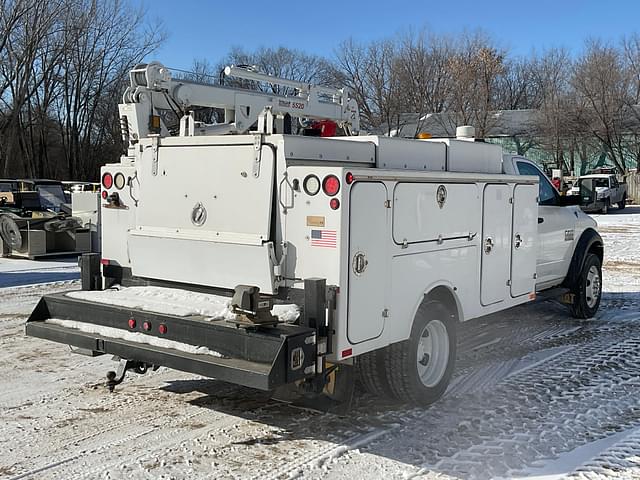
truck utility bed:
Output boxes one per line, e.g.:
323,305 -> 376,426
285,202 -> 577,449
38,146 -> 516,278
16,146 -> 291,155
26,287 -> 316,390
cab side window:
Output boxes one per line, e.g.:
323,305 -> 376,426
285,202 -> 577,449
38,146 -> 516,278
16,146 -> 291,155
610,177 -> 618,188
516,161 -> 558,206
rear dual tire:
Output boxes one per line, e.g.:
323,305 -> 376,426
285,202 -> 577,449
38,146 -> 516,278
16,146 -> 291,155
357,300 -> 456,406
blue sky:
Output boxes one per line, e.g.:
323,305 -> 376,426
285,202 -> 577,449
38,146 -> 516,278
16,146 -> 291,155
145,0 -> 640,70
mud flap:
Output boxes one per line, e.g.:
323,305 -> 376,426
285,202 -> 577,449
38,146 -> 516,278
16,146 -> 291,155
272,363 -> 356,415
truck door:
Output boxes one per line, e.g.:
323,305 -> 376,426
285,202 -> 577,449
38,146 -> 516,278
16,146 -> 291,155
348,182 -> 388,344
510,184 -> 538,297
481,184 -> 512,306
609,176 -> 621,203
515,160 -> 576,286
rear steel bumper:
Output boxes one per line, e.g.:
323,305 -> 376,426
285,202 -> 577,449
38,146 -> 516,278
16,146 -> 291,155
26,293 -> 317,391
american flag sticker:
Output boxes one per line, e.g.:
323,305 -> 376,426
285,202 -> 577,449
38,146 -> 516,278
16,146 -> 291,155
311,229 -> 337,248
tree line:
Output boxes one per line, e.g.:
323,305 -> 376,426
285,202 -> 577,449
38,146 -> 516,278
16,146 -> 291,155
214,32 -> 640,174
2,1 -> 639,180
0,0 -> 163,180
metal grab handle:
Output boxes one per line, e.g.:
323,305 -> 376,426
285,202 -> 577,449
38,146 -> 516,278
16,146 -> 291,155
278,172 -> 294,210
484,237 -> 494,254
352,252 -> 368,275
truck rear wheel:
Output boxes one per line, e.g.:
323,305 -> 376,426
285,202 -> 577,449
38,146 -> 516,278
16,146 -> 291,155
356,349 -> 393,398
570,253 -> 602,319
618,195 -> 626,210
384,300 -> 456,406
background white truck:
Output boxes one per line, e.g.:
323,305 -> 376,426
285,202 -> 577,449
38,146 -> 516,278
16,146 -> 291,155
569,173 -> 628,213
26,62 -> 603,407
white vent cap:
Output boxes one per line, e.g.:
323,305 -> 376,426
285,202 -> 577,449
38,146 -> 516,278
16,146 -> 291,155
456,125 -> 475,140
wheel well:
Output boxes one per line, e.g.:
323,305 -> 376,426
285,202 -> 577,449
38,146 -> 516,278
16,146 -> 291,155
589,242 -> 604,263
425,286 -> 460,322
562,228 -> 604,289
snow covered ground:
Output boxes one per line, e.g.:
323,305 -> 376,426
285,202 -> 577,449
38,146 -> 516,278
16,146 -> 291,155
0,208 -> 639,479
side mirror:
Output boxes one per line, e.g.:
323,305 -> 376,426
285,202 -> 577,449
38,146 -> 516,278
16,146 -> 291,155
559,195 -> 582,206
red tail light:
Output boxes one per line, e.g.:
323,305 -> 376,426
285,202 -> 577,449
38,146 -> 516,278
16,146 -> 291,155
142,321 -> 152,331
102,172 -> 113,189
322,175 -> 340,196
158,324 -> 168,335
345,172 -> 354,184
330,198 -> 340,210
128,318 -> 136,329
101,190 -> 108,199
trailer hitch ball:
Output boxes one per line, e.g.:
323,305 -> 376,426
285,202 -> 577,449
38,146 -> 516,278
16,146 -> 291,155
105,359 -> 148,392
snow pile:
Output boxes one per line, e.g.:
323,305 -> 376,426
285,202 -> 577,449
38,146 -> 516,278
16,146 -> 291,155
46,318 -> 224,357
271,304 -> 301,323
66,285 -> 300,323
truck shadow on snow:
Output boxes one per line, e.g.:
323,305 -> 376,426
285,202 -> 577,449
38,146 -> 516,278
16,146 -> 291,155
0,270 -> 79,288
157,293 -> 640,479
590,205 -> 640,216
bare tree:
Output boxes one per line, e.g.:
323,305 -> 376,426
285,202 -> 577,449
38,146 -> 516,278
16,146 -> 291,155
219,46 -> 336,96
0,0 -> 165,180
530,48 -> 577,171
55,0 -> 164,179
571,40 -> 632,172
394,30 -> 454,137
445,32 -> 506,138
0,0 -> 67,177
335,38 -> 403,134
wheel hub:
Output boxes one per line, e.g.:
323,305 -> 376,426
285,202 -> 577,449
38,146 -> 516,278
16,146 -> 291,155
416,319 -> 449,388
585,265 -> 601,309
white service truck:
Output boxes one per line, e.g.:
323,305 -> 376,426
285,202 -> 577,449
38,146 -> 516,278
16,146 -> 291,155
568,173 -> 627,213
27,62 -> 603,406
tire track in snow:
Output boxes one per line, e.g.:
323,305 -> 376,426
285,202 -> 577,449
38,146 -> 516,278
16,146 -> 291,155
8,404 -> 209,480
3,371 -> 198,477
72,412 -> 257,480
257,424 -> 404,480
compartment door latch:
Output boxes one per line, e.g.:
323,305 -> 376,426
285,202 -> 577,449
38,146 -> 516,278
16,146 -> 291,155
253,134 -> 262,178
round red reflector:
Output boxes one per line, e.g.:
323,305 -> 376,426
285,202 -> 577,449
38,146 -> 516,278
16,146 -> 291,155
101,190 -> 108,199
142,321 -> 151,331
158,324 -> 168,335
102,172 -> 113,189
330,198 -> 340,210
323,175 -> 340,196
128,318 -> 136,329
345,172 -> 354,184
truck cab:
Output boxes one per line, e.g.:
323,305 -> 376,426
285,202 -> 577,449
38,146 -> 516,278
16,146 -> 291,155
503,155 -> 600,292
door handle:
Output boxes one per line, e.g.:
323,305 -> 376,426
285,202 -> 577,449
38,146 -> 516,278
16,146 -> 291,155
538,217 -> 544,224
484,237 -> 494,254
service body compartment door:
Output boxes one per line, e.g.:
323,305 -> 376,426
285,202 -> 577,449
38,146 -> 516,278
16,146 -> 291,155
392,183 -> 480,245
510,184 -> 538,297
129,142 -> 278,292
136,144 -> 274,240
348,182 -> 388,343
481,184 -> 512,306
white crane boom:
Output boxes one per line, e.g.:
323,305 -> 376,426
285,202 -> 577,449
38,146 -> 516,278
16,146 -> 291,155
118,61 -> 359,144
